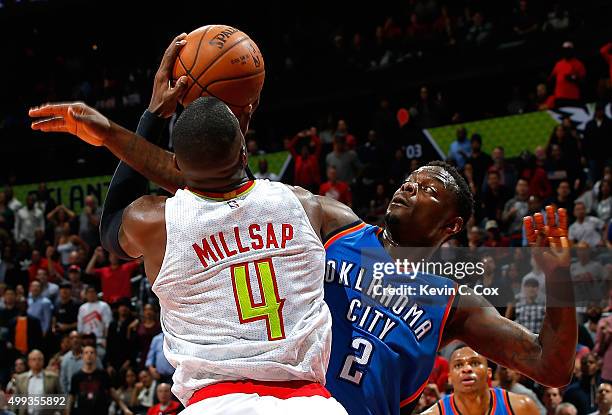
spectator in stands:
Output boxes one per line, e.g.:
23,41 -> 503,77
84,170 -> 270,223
591,382 -> 612,415
496,366 -> 546,415
146,333 -> 174,385
547,180 -> 574,220
286,128 -> 322,193
325,135 -> 362,184
146,384 -> 178,415
514,277 -> 545,334
86,247 -> 140,305
52,282 -> 79,341
27,248 -> 64,284
583,307 -> 602,349
571,242 -> 605,308
334,119 -> 357,150
12,350 -> 62,414
542,3 -> 570,33
409,86 -> 446,128
319,166 -> 352,206
542,387 -> 562,415
531,83 -> 556,110
565,353 -> 602,414
520,152 -> 552,200
0,191 -> 15,234
128,304 -> 161,370
60,331 -> 102,393
502,178 -> 530,244
253,159 -> 279,181
595,311 -> 612,383
78,195 -> 101,249
14,195 -> 44,245
110,367 -> 137,415
0,287 -> 19,327
131,370 -> 157,415
482,220 -> 510,247
9,300 -> 43,356
77,287 -> 112,359
365,183 -> 389,224
68,345 -> 131,415
447,127 -> 471,170
596,179 -> 612,222
481,170 -> 512,223
106,298 -> 136,376
46,333 -> 72,374
27,280 -> 52,336
570,202 -> 605,247
466,134 -> 492,191
46,204 -> 76,244
66,265 -> 86,303
512,0 -> 539,39
583,103 -> 612,183
465,11 -> 493,46
4,187 -> 22,214
549,41 -> 586,107
547,125 -> 582,181
492,147 -> 518,189
36,268 -> 58,304
415,384 -> 441,413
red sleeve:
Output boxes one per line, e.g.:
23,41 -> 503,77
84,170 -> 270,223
28,264 -> 38,283
123,260 -> 141,274
147,405 -> 158,415
91,267 -> 106,278
54,262 -> 64,277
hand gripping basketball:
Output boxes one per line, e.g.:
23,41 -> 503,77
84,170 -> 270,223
29,102 -> 111,147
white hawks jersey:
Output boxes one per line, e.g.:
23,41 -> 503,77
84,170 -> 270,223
153,179 -> 331,405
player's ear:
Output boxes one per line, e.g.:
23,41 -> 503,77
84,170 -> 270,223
487,367 -> 492,381
172,154 -> 181,172
445,216 -> 463,236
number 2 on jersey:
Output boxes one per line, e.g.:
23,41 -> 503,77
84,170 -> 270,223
339,337 -> 374,385
231,258 -> 286,341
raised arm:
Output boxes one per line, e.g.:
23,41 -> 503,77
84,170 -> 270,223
443,206 -> 575,388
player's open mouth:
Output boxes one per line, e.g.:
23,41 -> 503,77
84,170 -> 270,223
390,195 -> 411,208
460,377 -> 477,386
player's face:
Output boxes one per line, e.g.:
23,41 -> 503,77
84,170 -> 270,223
449,348 -> 490,394
385,166 -> 461,247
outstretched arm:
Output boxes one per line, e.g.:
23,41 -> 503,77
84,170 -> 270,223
443,206 -> 575,388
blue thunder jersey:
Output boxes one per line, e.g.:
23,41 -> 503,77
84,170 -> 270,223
323,222 -> 456,415
439,387 -> 513,415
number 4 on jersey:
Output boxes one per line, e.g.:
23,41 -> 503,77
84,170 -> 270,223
231,258 -> 286,341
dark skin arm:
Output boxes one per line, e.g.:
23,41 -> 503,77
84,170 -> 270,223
442,207 -> 575,388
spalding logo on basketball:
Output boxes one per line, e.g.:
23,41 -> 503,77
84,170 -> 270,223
173,25 -> 265,112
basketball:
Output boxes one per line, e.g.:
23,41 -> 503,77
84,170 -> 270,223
172,25 -> 265,113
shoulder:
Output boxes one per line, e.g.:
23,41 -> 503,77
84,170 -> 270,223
123,195 -> 167,226
507,391 -> 540,414
14,372 -> 28,382
420,401 -> 442,415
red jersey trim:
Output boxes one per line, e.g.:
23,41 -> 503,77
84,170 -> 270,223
187,380 -> 330,406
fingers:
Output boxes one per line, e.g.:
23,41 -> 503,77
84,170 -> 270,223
560,236 -> 570,249
159,33 -> 188,75
169,75 -> 189,97
524,216 -> 536,245
28,103 -> 70,119
30,117 -> 67,132
546,205 -> 556,228
534,212 -> 545,234
558,208 -> 568,235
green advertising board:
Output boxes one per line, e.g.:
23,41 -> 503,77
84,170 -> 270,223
12,151 -> 290,213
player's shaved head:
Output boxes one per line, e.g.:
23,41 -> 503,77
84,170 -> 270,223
172,97 -> 245,181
